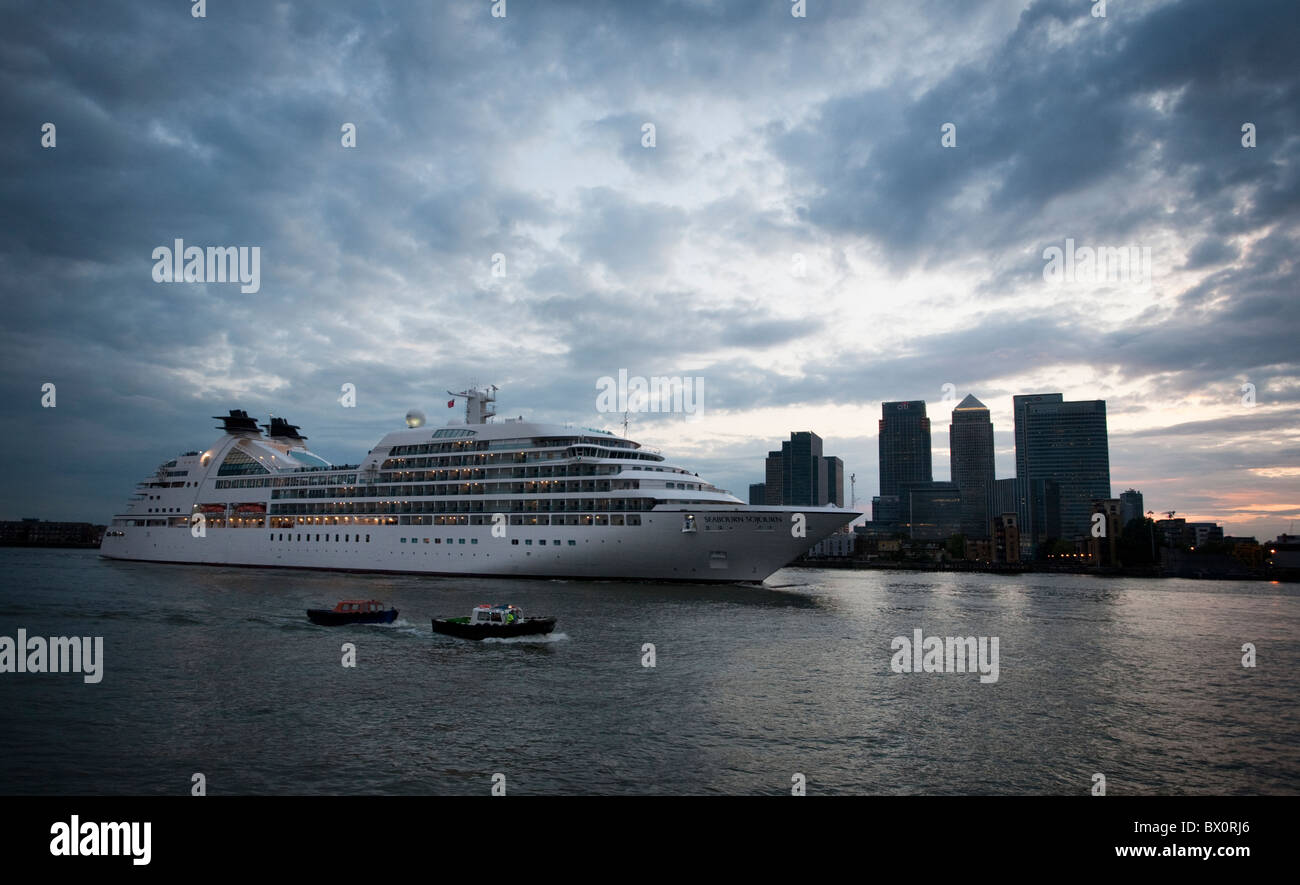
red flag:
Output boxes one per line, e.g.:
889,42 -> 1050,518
447,399 -> 455,408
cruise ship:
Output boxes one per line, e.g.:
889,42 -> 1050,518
100,387 -> 856,582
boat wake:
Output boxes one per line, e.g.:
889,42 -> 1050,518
373,618 -> 432,638
480,631 -> 570,644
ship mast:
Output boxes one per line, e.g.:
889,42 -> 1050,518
447,385 -> 498,425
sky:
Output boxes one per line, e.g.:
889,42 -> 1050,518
1,0 -> 1297,540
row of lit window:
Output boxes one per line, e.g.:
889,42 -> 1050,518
271,533 -> 371,543
379,447 -> 663,470
272,480 -> 636,499
383,514 -> 645,527
268,514 -> 645,527
267,533 -> 587,547
379,459 -> 625,476
388,436 -> 636,457
216,474 -> 358,489
268,499 -> 659,515
380,469 -> 624,483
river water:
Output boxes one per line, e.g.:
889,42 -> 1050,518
1,548 -> 1295,795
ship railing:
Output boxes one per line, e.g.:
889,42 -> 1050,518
286,463 -> 360,473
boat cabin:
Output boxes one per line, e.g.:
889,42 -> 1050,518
471,603 -> 523,624
333,599 -> 388,614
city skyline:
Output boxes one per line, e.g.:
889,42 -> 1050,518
1,1 -> 1296,543
3,382 -> 1292,543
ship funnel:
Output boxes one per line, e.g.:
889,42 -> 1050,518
214,409 -> 262,435
261,416 -> 307,441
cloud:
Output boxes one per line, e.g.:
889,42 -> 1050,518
0,0 -> 1296,541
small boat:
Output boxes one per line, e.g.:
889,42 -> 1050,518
306,599 -> 398,626
432,603 -> 556,640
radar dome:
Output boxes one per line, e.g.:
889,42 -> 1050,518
405,409 -> 426,428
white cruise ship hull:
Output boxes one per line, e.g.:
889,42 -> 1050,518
100,506 -> 852,583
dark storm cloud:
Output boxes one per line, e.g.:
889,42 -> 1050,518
1116,408 -> 1300,441
762,0 -> 1300,434
1181,237 -> 1239,270
775,0 -> 1299,263
0,0 -> 1296,539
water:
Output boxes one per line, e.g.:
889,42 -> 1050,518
1,548 -> 1296,795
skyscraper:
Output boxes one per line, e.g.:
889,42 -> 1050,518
764,450 -> 783,506
1013,393 -> 1063,480
1029,477 -> 1061,543
749,483 -> 766,505
783,432 -> 824,506
879,401 -> 932,497
764,432 -> 838,506
1017,397 -> 1111,540
949,394 -> 995,539
1119,488 -> 1144,527
991,477 -> 1024,529
823,456 -> 844,507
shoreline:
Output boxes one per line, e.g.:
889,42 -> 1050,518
793,558 -> 1298,583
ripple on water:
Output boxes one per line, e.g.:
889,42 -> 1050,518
0,550 -> 1296,795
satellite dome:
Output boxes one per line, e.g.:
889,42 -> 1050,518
405,409 -> 426,428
